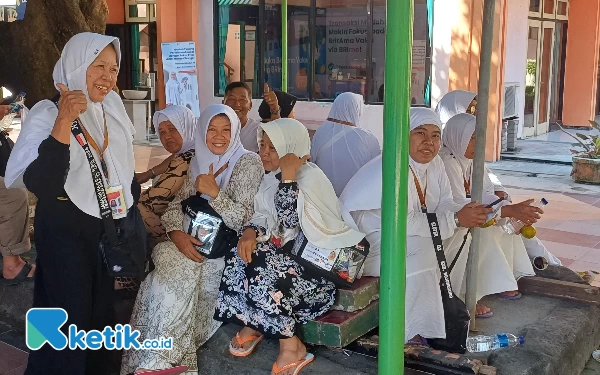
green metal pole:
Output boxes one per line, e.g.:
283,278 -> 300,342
281,0 -> 288,92
379,0 -> 413,374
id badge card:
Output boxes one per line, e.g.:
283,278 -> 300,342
106,185 -> 127,219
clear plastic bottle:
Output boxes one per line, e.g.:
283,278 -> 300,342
502,198 -> 548,235
466,333 -> 524,353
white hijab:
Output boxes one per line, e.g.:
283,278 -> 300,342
152,105 -> 197,155
435,90 -> 476,126
310,92 -> 380,196
253,118 -> 365,249
341,108 -> 444,214
439,113 -> 476,181
5,32 -> 135,219
189,104 -> 249,199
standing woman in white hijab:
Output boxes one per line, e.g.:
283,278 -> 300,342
215,119 -> 365,374
4,33 -> 137,374
121,104 -> 264,375
340,108 -> 490,345
310,92 -> 381,196
440,113 -> 538,318
137,105 -> 198,250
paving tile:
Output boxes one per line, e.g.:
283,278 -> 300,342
554,221 -> 600,239
535,227 -> 600,248
0,342 -> 28,374
569,260 -> 600,274
563,192 -> 600,206
557,257 -> 574,267
541,241 -> 594,261
0,330 -> 28,353
579,248 -> 600,264
4,365 -> 26,375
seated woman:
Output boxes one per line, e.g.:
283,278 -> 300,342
121,105 -> 264,375
215,118 -> 365,374
435,90 -> 561,268
137,105 -> 197,250
259,84 -> 297,122
340,108 -> 490,345
440,113 -> 538,317
311,92 -> 381,196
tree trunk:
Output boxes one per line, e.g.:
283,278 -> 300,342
0,0 -> 108,106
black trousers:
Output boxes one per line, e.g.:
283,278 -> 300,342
25,198 -> 115,375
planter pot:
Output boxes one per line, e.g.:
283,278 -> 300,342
572,156 -> 600,184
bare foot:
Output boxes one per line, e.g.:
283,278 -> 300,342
2,257 -> 35,279
500,290 -> 519,297
476,303 -> 491,315
231,326 -> 261,351
272,336 -> 308,375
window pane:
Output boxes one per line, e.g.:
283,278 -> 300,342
543,0 -> 554,15
529,0 -> 540,12
372,0 -> 429,104
525,26 -> 539,128
216,2 -> 260,97
315,1 -> 369,100
557,1 -> 567,16
263,0 -> 311,99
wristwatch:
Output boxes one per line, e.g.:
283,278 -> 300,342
271,106 -> 281,115
281,179 -> 296,184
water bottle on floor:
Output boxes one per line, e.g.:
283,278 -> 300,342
466,333 -> 525,353
502,198 -> 548,235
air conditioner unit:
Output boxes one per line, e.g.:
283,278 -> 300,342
503,82 -> 520,120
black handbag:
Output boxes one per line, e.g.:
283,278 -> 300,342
425,213 -> 470,354
180,193 -> 238,259
71,117 -> 147,280
0,130 -> 14,178
288,231 -> 370,288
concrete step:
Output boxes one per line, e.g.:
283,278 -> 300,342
332,276 -> 379,312
298,300 -> 379,348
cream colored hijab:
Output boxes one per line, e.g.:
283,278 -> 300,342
252,118 -> 365,249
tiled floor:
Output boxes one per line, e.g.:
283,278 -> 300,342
0,321 -> 27,375
527,128 -> 597,143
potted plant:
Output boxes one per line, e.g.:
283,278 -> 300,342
558,120 -> 600,184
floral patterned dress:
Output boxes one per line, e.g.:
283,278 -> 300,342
121,153 -> 264,375
215,178 -> 336,339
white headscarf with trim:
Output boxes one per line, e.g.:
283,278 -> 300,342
439,113 -> 476,181
189,104 -> 249,199
5,32 -> 136,219
435,90 -> 477,126
153,105 -> 197,155
252,118 -> 365,249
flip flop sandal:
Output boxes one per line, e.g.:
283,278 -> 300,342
499,292 -> 522,300
271,353 -> 315,375
0,262 -> 34,286
406,337 -> 430,347
135,366 -> 189,375
229,332 -> 264,357
577,271 -> 597,284
476,311 -> 494,319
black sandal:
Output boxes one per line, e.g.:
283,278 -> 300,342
0,262 -> 34,286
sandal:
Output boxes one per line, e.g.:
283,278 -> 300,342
406,336 -> 429,347
499,292 -> 522,300
578,270 -> 597,284
0,262 -> 34,286
229,332 -> 264,357
135,366 -> 189,374
271,353 -> 314,375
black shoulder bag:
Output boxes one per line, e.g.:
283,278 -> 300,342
0,130 -> 14,178
71,118 -> 147,280
425,212 -> 470,354
180,193 -> 238,259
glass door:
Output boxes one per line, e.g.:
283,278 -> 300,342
536,22 -> 556,135
523,21 -> 540,138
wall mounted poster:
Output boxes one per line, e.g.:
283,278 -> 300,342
161,41 -> 201,117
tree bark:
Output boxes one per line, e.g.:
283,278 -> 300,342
0,0 -> 108,106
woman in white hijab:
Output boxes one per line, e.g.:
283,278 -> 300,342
121,104 -> 263,375
436,91 -> 562,268
137,105 -> 198,249
310,92 -> 381,196
215,118 -> 365,374
440,113 -> 538,318
340,108 -> 490,345
434,90 -> 477,127
4,33 -> 136,374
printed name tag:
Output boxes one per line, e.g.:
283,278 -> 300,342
106,185 -> 127,219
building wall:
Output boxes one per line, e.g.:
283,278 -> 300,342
503,0 -> 528,139
431,0 -> 461,109
562,0 -> 600,127
106,0 -> 125,24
